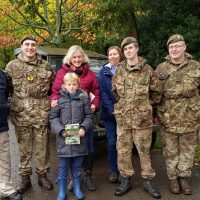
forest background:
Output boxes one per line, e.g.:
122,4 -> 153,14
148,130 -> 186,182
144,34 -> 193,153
0,0 -> 200,69
1,0 -> 200,163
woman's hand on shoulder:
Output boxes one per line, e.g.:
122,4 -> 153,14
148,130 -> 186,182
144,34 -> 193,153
51,100 -> 58,108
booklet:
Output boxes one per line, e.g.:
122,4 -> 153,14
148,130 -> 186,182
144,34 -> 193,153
64,123 -> 80,145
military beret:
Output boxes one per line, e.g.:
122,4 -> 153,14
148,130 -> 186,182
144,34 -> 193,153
121,37 -> 138,51
167,34 -> 185,46
20,35 -> 37,44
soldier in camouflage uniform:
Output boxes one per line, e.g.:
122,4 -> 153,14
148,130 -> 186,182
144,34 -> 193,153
5,35 -> 54,194
155,34 -> 200,195
112,37 -> 161,199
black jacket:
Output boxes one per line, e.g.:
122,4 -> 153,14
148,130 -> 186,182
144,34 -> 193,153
0,69 -> 9,133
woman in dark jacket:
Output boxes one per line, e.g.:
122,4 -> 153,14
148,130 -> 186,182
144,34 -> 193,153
99,46 -> 123,183
50,72 -> 93,200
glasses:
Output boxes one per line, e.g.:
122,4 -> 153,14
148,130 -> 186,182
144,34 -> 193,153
168,45 -> 184,50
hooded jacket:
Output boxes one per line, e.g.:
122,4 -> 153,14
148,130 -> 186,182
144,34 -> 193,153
50,87 -> 93,157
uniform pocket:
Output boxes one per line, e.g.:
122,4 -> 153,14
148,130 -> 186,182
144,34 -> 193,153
135,74 -> 150,97
137,105 -> 152,127
37,69 -> 52,94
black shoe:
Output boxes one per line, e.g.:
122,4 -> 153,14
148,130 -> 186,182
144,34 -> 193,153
109,172 -> 119,183
84,175 -> 97,191
114,176 -> 132,196
143,179 -> 161,199
1,191 -> 23,200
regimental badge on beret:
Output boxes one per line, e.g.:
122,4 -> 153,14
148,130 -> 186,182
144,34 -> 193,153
20,35 -> 37,44
167,34 -> 185,46
121,37 -> 138,51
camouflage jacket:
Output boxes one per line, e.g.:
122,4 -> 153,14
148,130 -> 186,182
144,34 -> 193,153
5,53 -> 53,127
112,57 -> 161,129
155,53 -> 200,133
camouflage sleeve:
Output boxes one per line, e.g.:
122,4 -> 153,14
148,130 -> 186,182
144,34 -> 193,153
5,61 -> 13,78
112,67 -> 120,102
44,60 -> 55,83
44,60 -> 55,96
149,66 -> 162,105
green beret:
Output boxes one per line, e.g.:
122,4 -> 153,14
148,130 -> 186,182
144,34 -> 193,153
121,37 -> 138,51
20,35 -> 37,44
167,34 -> 184,46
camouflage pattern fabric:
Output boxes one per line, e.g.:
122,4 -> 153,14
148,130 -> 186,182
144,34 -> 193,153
5,52 -> 53,127
162,131 -> 197,179
112,57 -> 161,130
5,52 -> 53,175
117,126 -> 156,179
155,53 -> 200,133
15,125 -> 50,175
112,57 -> 161,178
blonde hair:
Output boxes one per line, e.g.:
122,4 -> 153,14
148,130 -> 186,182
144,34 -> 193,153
63,72 -> 80,85
63,45 -> 90,65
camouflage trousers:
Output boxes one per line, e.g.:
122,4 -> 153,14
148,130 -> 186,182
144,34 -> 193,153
117,126 -> 155,179
15,125 -> 50,175
163,131 -> 197,179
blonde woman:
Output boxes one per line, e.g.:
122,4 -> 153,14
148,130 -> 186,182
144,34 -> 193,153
51,45 -> 99,191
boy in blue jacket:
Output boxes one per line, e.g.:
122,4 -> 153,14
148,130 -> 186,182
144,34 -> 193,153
50,72 -> 93,200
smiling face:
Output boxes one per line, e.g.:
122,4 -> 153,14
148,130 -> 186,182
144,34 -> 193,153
70,51 -> 84,68
168,41 -> 186,63
123,43 -> 139,61
21,39 -> 37,61
108,48 -> 121,66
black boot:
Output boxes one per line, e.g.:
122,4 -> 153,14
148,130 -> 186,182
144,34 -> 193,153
38,173 -> 54,190
114,176 -> 132,196
84,170 -> 97,191
83,154 -> 97,191
179,177 -> 192,195
17,175 -> 31,194
143,179 -> 161,199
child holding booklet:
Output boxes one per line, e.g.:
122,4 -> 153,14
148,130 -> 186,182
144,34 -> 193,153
50,72 -> 93,200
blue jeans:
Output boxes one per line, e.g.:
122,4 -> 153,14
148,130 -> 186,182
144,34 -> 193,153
103,120 -> 118,173
57,156 -> 84,182
87,129 -> 94,153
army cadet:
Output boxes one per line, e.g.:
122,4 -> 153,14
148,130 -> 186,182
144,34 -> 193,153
112,37 -> 161,199
155,34 -> 200,195
5,35 -> 54,194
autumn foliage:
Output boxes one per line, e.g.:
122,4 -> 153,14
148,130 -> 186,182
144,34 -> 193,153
0,33 -> 19,48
